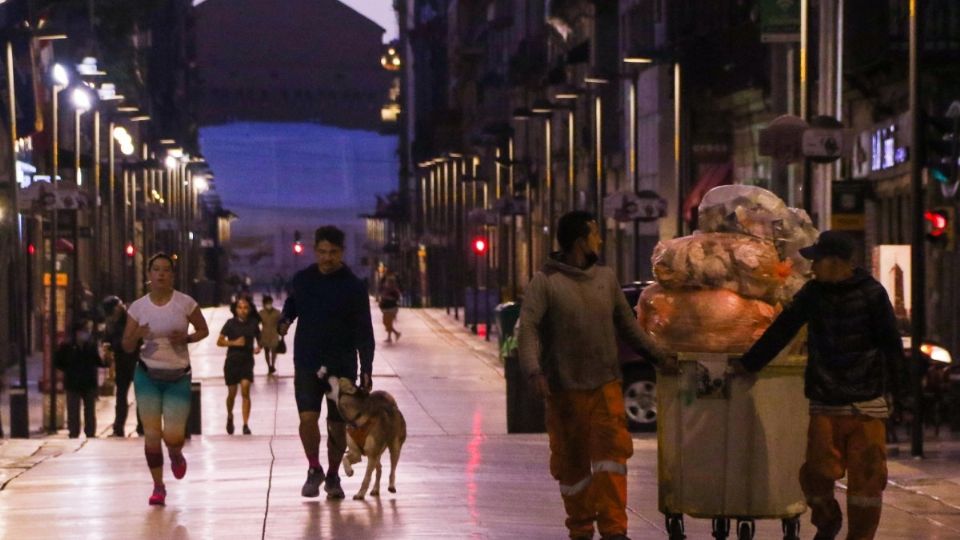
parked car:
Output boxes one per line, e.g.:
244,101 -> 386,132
619,281 -> 658,432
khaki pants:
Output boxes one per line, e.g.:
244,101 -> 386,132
800,414 -> 887,540
546,380 -> 634,539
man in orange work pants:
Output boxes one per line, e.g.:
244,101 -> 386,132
517,211 -> 669,540
737,231 -> 906,540
547,381 -> 636,538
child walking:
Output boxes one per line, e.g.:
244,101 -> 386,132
258,295 -> 282,375
217,296 -> 261,435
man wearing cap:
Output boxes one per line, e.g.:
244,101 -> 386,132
736,230 -> 907,540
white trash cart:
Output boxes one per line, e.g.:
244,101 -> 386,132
658,353 -> 808,540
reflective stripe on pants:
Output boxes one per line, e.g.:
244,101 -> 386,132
547,380 -> 634,538
800,414 -> 887,540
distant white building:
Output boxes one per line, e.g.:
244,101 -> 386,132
200,122 -> 398,287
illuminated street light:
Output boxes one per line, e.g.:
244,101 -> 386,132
193,175 -> 210,192
165,155 -> 178,169
71,86 -> 94,111
52,63 -> 70,86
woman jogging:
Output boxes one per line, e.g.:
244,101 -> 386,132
217,296 -> 261,435
258,295 -> 281,375
378,273 -> 402,343
122,253 -> 209,506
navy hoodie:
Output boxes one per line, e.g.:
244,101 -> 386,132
281,264 -> 375,378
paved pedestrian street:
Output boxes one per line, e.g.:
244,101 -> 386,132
2,303 -> 960,539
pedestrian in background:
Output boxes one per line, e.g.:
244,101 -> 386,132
736,231 -> 907,540
279,225 -> 375,500
102,296 -> 143,437
377,273 -> 402,343
123,253 -> 209,506
218,296 -> 261,435
55,319 -> 106,439
259,294 -> 282,375
517,211 -> 669,540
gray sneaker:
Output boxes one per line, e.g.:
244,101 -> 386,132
324,475 -> 345,499
301,467 -> 325,497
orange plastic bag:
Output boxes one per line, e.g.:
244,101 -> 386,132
652,233 -> 790,304
637,284 -> 779,354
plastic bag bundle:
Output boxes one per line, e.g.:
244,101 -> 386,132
652,233 -> 790,304
697,185 -> 818,299
636,284 -> 780,354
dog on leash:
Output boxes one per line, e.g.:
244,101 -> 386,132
335,377 -> 407,500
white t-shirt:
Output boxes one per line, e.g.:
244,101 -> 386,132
128,291 -> 198,369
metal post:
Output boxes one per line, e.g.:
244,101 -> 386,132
673,62 -> 683,238
567,109 -> 575,209
93,110 -> 100,299
5,42 -> 29,436
72,108 -> 81,329
545,117 -> 553,253
800,0 -> 814,216
48,83 -> 60,434
485,215 -> 492,342
108,121 -> 115,294
909,0 -> 925,458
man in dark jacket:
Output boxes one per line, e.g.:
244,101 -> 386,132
55,320 -> 107,438
102,296 -> 143,437
738,231 -> 906,540
279,225 -> 375,500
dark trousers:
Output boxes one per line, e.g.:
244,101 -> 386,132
113,369 -> 142,436
67,389 -> 98,438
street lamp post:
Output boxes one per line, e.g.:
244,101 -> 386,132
46,63 -> 70,433
532,99 -> 555,260
70,86 -> 93,333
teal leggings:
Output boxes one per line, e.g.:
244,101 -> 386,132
134,365 -> 192,466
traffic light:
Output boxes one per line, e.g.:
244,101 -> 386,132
125,242 -> 136,257
925,207 -> 954,250
923,113 -> 959,185
471,236 -> 487,255
293,230 -> 304,255
27,243 -> 35,255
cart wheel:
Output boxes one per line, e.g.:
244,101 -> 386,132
665,513 -> 685,540
711,517 -> 730,539
782,517 -> 801,540
736,519 -> 755,540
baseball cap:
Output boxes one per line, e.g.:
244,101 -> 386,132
799,230 -> 854,261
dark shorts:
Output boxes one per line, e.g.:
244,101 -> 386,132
224,358 -> 254,386
294,369 -> 343,421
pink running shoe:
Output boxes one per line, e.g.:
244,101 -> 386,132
171,453 -> 187,480
149,484 -> 166,506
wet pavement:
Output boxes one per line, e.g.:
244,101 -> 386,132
1,302 -> 960,539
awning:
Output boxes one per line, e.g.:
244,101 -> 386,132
683,162 -> 732,223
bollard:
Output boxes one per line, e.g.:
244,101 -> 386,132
9,386 -> 29,438
187,381 -> 202,436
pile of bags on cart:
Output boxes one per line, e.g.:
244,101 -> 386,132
637,185 -> 818,353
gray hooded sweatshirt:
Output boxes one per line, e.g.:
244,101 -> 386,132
517,254 -> 668,391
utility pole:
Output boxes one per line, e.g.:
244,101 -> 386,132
909,0 -> 925,458
4,41 -> 29,437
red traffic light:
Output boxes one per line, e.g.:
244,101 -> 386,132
125,243 -> 136,257
27,243 -> 35,255
925,210 -> 948,238
293,241 -> 304,255
472,237 -> 487,255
